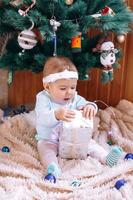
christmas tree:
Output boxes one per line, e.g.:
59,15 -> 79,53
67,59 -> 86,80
0,0 -> 133,83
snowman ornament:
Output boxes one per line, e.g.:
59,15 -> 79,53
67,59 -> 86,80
100,41 -> 118,83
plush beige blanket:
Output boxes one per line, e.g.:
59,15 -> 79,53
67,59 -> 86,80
0,99 -> 133,200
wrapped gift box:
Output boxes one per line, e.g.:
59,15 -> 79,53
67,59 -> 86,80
59,110 -> 93,159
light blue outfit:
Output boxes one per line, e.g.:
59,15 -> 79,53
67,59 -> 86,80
35,90 -> 97,142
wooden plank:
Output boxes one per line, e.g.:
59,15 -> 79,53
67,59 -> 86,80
124,33 -> 133,102
0,69 -> 8,108
8,71 -> 43,107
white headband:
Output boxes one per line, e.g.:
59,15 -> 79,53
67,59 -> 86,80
42,69 -> 78,83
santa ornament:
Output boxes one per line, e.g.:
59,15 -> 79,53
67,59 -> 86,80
100,41 -> 118,84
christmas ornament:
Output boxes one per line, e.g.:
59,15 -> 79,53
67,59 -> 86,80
65,0 -> 73,5
50,19 -> 61,32
7,70 -> 13,84
50,19 -> 61,56
18,29 -> 37,50
44,174 -> 56,183
106,146 -> 123,167
18,0 -> 36,16
71,32 -> 82,53
92,6 -> 115,18
18,20 -> 37,52
83,74 -> 89,80
124,153 -> 133,160
99,41 -> 118,84
1,146 -> 10,153
114,179 -> 126,190
117,34 -> 125,43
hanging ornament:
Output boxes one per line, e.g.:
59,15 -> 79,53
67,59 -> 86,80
99,41 -> 118,84
92,6 -> 115,18
52,32 -> 57,57
116,34 -> 125,43
18,29 -> 37,50
65,0 -> 73,5
71,32 -> 82,53
50,19 -> 61,32
50,18 -> 61,56
18,20 -> 37,53
7,70 -> 13,85
18,0 -> 36,16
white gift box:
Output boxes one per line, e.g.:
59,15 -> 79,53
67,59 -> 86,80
59,110 -> 93,159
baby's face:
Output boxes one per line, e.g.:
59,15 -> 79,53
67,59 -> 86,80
47,78 -> 77,104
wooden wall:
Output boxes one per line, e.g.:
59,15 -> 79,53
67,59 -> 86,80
6,1 -> 133,108
0,69 -> 8,107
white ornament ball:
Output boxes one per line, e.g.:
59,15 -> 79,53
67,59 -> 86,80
18,29 -> 37,49
117,35 -> 125,43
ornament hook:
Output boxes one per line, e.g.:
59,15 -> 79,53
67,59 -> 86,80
29,19 -> 34,30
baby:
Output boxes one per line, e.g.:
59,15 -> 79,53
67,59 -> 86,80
35,56 -> 122,183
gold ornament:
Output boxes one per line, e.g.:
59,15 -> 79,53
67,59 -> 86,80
117,35 -> 125,43
65,0 -> 73,5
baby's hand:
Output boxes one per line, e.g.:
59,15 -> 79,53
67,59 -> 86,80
55,108 -> 75,122
78,104 -> 97,119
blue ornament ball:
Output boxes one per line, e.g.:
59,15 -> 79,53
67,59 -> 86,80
114,179 -> 126,190
44,174 -> 56,183
1,146 -> 10,153
124,153 -> 133,160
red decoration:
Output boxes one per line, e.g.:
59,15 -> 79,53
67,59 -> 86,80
101,6 -> 115,16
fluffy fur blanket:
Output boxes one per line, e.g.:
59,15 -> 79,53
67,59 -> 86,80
0,100 -> 133,200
